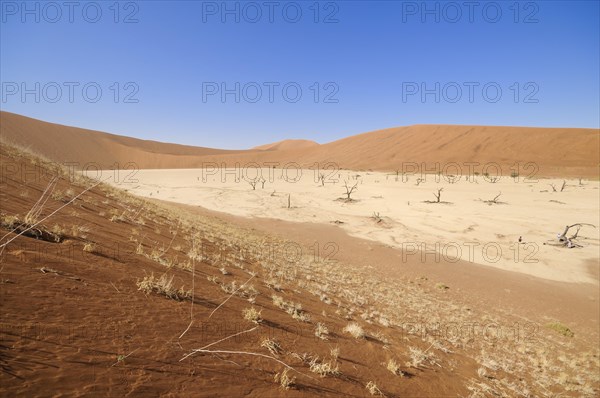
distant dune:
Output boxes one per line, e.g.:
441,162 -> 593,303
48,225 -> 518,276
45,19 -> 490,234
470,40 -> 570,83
253,139 -> 319,151
1,111 -> 598,177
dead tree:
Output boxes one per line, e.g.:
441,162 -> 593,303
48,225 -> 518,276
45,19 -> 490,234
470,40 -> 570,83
415,178 -> 424,186
287,194 -> 291,209
433,187 -> 443,203
343,180 -> 358,200
549,181 -> 566,192
423,188 -> 447,203
318,173 -> 326,186
549,223 -> 597,248
248,180 -> 257,190
260,178 -> 266,189
371,212 -> 382,223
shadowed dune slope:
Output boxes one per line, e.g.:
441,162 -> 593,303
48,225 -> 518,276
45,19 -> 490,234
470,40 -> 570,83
1,111 -> 598,177
0,112 -> 251,169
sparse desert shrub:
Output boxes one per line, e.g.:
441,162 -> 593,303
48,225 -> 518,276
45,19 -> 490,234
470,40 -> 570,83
330,346 -> 340,360
408,346 -> 438,368
319,293 -> 332,304
51,189 -> 65,202
387,359 -> 404,376
265,278 -> 282,291
136,242 -> 144,255
272,294 -> 310,322
51,224 -> 65,236
261,338 -> 283,356
274,368 -> 295,390
241,284 -> 259,300
343,322 -> 365,339
314,322 -> 329,340
0,213 -> 20,228
292,310 -> 311,323
366,381 -> 383,396
71,225 -> 90,238
309,356 -> 340,377
272,294 -> 285,307
221,280 -> 238,294
242,307 -> 262,324
547,322 -> 574,337
378,316 -> 391,327
477,367 -> 487,378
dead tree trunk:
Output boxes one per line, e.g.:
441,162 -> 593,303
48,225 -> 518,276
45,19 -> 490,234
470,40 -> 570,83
318,173 -> 326,186
433,188 -> 443,203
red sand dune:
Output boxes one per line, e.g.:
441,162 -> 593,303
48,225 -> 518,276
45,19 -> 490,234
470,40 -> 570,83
253,139 -> 320,151
1,111 -> 598,177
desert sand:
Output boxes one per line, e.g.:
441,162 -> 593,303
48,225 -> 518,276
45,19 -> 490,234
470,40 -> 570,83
1,114 -> 599,397
110,168 -> 600,284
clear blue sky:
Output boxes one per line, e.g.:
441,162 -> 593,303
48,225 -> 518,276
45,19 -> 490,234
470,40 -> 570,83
1,1 -> 598,149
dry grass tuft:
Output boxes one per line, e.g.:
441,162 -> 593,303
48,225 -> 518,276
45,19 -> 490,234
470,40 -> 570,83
547,322 -> 574,337
366,381 -> 384,396
343,322 -> 365,339
314,322 -> 330,340
137,273 -> 191,301
308,356 -> 340,377
274,368 -> 295,390
386,359 -> 404,376
242,307 -> 262,324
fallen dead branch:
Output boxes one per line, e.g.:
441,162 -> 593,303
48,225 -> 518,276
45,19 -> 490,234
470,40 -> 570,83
0,176 -> 109,255
480,192 -> 505,205
544,223 -> 597,248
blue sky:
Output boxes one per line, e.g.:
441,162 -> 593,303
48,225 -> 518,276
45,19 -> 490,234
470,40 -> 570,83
1,1 -> 598,149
